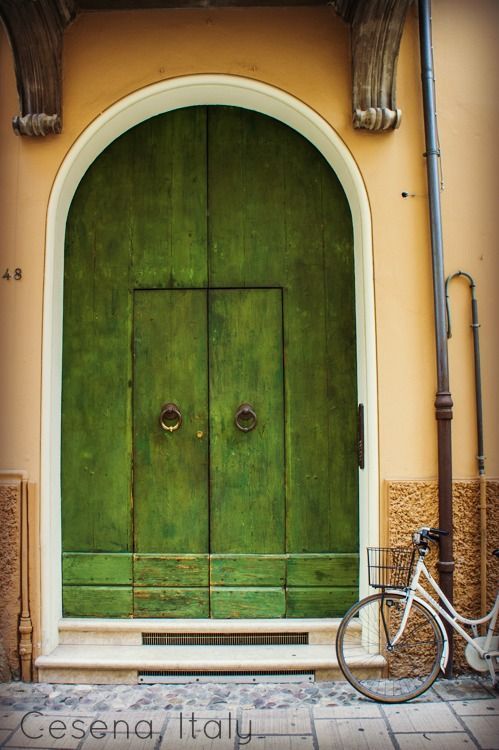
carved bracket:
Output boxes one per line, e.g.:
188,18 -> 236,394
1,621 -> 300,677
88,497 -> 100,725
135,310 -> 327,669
333,0 -> 413,131
0,0 -> 76,136
0,0 -> 412,136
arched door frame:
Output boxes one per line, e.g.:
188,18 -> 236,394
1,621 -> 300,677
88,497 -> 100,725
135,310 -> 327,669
41,75 -> 378,654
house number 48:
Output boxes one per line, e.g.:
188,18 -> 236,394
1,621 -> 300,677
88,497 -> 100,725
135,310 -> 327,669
3,268 -> 22,280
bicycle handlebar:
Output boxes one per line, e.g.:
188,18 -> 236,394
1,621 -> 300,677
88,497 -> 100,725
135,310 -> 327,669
413,527 -> 449,546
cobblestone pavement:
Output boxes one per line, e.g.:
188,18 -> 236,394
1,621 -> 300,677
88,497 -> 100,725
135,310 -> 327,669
0,677 -> 497,749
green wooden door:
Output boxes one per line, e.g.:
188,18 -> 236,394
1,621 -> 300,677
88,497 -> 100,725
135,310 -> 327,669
131,288 -> 284,617
61,106 -> 359,619
133,289 -> 210,617
209,288 -> 286,617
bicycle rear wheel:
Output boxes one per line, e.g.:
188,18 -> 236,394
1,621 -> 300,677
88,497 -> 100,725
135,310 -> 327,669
336,592 -> 444,703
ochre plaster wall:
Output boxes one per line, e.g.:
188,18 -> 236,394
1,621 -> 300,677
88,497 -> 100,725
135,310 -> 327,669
1,3 -> 497,485
0,1 -> 497,675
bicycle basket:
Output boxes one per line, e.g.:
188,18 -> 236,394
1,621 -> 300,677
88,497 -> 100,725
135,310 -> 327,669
367,546 -> 415,589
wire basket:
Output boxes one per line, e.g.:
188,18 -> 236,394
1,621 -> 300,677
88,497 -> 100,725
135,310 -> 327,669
367,546 -> 415,589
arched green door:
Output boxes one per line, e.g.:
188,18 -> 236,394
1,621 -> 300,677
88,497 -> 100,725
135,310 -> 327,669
61,107 -> 359,618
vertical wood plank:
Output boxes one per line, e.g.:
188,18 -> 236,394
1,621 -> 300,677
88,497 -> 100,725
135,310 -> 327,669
209,289 -> 285,555
282,128 -> 331,554
62,135 -> 133,553
322,169 -> 358,551
130,108 -> 208,289
133,290 -> 209,555
208,106 -> 286,287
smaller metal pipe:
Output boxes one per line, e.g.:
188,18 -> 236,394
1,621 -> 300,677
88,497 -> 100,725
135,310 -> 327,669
445,271 -> 484,474
445,271 -> 487,617
19,479 -> 33,681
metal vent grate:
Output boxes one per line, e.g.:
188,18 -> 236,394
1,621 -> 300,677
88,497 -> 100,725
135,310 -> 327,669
138,670 -> 315,684
142,632 -> 309,646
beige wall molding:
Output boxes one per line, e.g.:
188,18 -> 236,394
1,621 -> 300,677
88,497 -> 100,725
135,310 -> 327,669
0,0 -> 410,136
41,74 -> 379,654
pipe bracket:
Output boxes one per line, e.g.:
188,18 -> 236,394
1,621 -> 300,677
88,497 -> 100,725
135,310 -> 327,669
435,391 -> 453,420
437,560 -> 455,574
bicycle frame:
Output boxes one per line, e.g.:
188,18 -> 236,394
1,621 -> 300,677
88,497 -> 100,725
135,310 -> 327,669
387,553 -> 499,677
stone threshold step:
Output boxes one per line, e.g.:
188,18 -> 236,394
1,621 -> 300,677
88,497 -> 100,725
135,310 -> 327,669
37,644 -> 348,671
59,618 -> 348,645
60,618 -> 343,633
36,644 -> 383,684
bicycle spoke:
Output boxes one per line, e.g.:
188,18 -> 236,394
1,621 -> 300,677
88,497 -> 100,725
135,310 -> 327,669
336,592 -> 443,703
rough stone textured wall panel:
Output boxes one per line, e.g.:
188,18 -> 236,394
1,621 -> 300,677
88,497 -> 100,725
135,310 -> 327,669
387,479 -> 499,673
0,480 -> 21,680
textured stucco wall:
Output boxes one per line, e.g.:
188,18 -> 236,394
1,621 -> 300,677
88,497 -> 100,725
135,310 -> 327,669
0,480 -> 21,680
387,479 -> 499,672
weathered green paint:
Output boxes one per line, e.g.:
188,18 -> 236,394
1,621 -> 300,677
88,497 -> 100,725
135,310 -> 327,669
62,106 -> 358,618
210,289 -> 285,555
134,588 -> 209,618
286,587 -> 358,618
62,138 -> 133,553
207,107 -> 358,556
208,108 -> 286,287
63,553 -> 132,586
211,556 -> 286,586
286,554 -> 358,587
211,588 -> 286,618
133,290 -> 209,554
321,169 -> 359,551
63,586 -> 133,618
134,555 -> 209,587
129,108 -> 207,290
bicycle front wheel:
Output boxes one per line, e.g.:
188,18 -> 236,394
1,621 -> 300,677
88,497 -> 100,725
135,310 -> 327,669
336,592 -> 444,703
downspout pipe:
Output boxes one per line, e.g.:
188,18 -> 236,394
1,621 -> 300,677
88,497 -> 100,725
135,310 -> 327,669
418,0 -> 454,675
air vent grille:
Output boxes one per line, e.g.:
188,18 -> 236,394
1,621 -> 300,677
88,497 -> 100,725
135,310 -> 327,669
142,632 -> 309,646
138,670 -> 314,684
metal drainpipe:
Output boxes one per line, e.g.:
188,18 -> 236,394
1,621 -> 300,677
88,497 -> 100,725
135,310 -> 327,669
418,0 -> 454,675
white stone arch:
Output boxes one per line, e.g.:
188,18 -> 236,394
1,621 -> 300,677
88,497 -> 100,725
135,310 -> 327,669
41,74 -> 378,654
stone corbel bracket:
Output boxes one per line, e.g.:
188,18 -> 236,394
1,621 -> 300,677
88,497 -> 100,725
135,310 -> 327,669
333,0 -> 413,131
0,0 -> 76,136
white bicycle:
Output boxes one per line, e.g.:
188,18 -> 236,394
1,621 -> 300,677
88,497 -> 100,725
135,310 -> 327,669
335,527 -> 499,703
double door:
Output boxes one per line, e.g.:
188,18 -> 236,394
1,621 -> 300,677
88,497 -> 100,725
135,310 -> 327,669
133,287 -> 285,616
61,105 -> 359,618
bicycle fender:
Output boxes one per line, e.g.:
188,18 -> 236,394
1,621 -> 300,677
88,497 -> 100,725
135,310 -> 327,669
384,589 -> 449,672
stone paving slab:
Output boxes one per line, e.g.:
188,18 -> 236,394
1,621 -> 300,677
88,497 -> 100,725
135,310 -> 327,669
0,713 -> 23,731
313,704 -> 381,719
382,702 -> 462,732
0,678 -> 497,749
165,711 -> 247,745
240,708 -> 311,734
80,733 -> 159,750
456,715 -> 499,750
395,733 -> 474,749
432,679 -> 497,702
245,738 -> 314,749
160,716 -> 236,749
452,699 -> 499,715
315,717 -> 393,750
